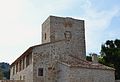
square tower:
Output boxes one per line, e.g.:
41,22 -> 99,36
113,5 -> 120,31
42,16 -> 86,59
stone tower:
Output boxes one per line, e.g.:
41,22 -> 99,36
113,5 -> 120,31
42,16 -> 86,59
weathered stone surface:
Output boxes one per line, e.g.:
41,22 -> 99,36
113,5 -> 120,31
42,16 -> 86,59
10,64 -> 33,82
0,80 -> 24,82
116,80 -> 120,82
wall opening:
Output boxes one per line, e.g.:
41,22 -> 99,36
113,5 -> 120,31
45,33 -> 46,40
38,68 -> 43,76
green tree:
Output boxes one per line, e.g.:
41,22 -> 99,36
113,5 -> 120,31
0,62 -> 10,79
86,53 -> 94,62
86,56 -> 92,61
3,70 -> 10,79
100,39 -> 120,79
0,68 -> 3,80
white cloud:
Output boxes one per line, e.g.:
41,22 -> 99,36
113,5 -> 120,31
78,0 -> 120,54
0,0 -> 120,63
0,0 -> 73,64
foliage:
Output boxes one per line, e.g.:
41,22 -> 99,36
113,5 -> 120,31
86,53 -> 98,62
86,56 -> 92,61
0,68 -> 3,80
0,62 -> 10,79
3,70 -> 10,79
100,39 -> 120,79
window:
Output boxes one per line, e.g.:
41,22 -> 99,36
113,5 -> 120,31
29,54 -> 32,64
26,55 -> 29,67
16,63 -> 18,73
38,68 -> 43,76
19,60 -> 22,71
26,54 -> 32,67
23,58 -> 25,69
45,33 -> 46,40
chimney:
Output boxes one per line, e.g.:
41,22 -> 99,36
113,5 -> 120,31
92,53 -> 98,63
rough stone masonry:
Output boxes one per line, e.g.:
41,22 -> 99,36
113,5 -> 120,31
10,16 -> 115,82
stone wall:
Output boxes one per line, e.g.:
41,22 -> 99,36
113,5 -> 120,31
10,64 -> 33,82
32,40 -> 77,82
69,67 -> 115,82
33,38 -> 115,82
0,80 -> 24,82
57,62 -> 70,82
116,80 -> 120,82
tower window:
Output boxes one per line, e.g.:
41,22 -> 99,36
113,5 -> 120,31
45,33 -> 46,40
38,68 -> 43,76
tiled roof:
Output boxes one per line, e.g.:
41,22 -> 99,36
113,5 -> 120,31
58,55 -> 115,71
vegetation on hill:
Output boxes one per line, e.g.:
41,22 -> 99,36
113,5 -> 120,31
0,68 -> 3,80
0,62 -> 10,79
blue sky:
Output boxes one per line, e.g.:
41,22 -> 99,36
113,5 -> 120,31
0,0 -> 120,64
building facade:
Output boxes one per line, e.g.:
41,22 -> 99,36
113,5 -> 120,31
10,16 -> 115,82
